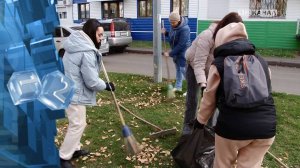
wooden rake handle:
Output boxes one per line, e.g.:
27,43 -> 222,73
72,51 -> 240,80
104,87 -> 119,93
101,60 -> 126,126
162,20 -> 171,81
267,151 -> 289,168
118,103 -> 162,131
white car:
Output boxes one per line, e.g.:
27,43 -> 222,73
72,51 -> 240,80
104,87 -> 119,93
53,25 -> 109,57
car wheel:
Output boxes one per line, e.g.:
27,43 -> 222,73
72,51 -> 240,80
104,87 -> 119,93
116,46 -> 126,53
59,49 -> 65,58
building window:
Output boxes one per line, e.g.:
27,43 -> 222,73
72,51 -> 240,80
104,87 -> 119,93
138,0 -> 152,17
58,12 -> 67,19
249,0 -> 287,18
102,2 -> 124,19
78,3 -> 90,20
172,0 -> 189,16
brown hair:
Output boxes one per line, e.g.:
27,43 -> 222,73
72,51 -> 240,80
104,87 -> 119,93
213,12 -> 243,40
83,19 -> 102,49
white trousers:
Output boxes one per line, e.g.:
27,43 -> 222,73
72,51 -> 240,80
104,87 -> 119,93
59,104 -> 87,160
214,134 -> 275,168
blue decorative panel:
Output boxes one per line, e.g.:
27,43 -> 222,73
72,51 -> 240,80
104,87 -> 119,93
128,17 -> 197,41
38,70 -> 75,110
73,0 -> 87,4
7,70 -> 41,105
0,0 -> 65,167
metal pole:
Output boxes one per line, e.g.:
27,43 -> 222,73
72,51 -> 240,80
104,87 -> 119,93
153,0 -> 162,83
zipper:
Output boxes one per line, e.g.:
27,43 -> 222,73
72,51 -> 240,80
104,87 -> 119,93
172,30 -> 176,47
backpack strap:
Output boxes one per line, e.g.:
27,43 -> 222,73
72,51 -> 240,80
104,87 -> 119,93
254,54 -> 272,94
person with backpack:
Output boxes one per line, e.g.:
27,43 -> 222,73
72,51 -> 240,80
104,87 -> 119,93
194,21 -> 276,167
162,11 -> 191,92
60,19 -> 115,168
182,12 -> 244,135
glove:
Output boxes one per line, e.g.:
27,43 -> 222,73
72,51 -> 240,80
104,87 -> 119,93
193,119 -> 204,129
163,51 -> 169,57
105,82 -> 115,91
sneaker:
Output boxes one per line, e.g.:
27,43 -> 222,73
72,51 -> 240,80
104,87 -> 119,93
182,92 -> 187,96
72,149 -> 90,159
60,158 -> 75,168
172,88 -> 182,92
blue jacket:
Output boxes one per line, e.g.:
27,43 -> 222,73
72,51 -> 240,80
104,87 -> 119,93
63,31 -> 106,105
168,17 -> 191,67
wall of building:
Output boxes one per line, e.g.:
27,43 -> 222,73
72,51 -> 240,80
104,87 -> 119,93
72,3 -> 78,21
90,1 -> 102,19
197,0 -> 300,49
129,0 -> 198,41
124,0 -> 137,18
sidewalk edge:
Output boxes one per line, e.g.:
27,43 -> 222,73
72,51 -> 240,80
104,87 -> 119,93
125,48 -> 300,68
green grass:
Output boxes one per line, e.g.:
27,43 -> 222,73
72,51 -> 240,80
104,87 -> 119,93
256,48 -> 299,58
130,40 -> 171,50
56,73 -> 300,168
130,40 -> 300,58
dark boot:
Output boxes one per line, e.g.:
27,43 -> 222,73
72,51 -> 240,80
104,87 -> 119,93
60,158 -> 74,168
72,149 -> 90,159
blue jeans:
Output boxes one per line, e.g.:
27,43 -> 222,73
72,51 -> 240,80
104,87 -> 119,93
174,60 -> 186,90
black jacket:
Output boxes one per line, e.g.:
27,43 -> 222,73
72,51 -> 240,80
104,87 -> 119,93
213,39 -> 276,140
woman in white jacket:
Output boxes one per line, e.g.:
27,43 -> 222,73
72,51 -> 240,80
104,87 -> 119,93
59,19 -> 115,168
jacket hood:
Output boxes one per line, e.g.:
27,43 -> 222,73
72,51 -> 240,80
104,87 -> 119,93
63,30 -> 98,54
214,39 -> 255,58
173,16 -> 189,30
215,22 -> 248,48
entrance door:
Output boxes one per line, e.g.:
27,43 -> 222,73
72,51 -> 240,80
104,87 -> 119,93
102,2 -> 123,19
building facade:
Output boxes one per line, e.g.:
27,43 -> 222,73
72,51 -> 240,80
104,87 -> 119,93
197,0 -> 300,49
56,0 -> 300,49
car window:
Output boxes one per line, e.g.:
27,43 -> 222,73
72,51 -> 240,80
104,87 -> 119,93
70,26 -> 83,31
114,21 -> 129,31
101,23 -> 110,31
54,27 -> 62,37
62,28 -> 71,37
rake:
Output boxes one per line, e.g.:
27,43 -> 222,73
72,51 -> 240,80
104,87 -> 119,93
162,20 -> 175,99
118,103 -> 177,139
100,60 -> 141,155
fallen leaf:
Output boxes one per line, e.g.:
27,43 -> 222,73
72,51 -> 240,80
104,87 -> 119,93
82,156 -> 88,161
101,136 -> 108,139
126,156 -> 132,161
85,140 -> 91,145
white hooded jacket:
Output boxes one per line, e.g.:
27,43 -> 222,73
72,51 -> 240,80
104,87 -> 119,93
63,30 -> 106,105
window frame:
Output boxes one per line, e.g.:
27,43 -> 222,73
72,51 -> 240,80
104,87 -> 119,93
171,0 -> 189,17
58,12 -> 67,19
102,2 -> 124,19
137,0 -> 153,18
78,3 -> 90,20
249,0 -> 287,19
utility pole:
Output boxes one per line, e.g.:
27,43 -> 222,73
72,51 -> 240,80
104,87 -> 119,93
153,0 -> 162,83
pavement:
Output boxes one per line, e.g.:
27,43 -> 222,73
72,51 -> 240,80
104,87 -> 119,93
125,47 -> 300,68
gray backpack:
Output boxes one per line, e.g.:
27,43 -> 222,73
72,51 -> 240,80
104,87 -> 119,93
223,55 -> 269,108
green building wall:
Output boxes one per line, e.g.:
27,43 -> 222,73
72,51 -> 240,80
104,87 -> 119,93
198,20 -> 300,49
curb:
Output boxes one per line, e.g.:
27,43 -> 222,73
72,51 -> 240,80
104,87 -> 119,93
267,60 -> 300,68
125,48 -> 300,68
125,48 -> 153,54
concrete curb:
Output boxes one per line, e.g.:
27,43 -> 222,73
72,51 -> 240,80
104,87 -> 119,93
267,60 -> 300,68
125,47 -> 300,68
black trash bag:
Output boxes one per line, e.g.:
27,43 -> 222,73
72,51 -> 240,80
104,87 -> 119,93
171,126 -> 215,168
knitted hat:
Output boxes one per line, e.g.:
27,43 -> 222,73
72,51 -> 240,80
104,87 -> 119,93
169,12 -> 181,22
215,22 -> 248,48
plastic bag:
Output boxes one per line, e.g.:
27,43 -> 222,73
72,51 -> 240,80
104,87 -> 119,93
171,126 -> 215,168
